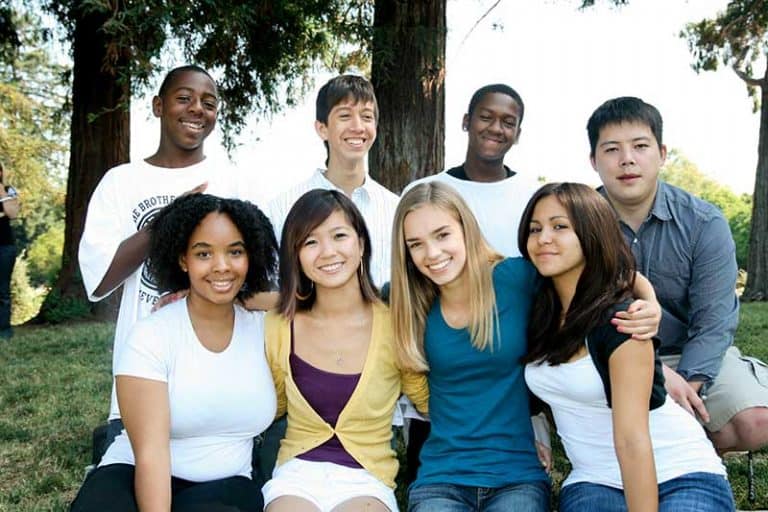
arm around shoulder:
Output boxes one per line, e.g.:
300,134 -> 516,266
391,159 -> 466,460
400,369 -> 429,415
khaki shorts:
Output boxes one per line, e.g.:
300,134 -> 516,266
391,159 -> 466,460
661,346 -> 768,432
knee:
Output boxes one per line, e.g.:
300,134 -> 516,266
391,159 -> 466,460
730,407 -> 768,449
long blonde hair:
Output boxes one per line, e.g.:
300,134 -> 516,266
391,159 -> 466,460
391,182 -> 503,372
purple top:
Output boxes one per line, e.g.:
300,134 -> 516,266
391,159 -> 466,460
290,322 -> 362,468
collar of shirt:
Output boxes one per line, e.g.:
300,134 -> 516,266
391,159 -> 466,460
646,180 -> 673,222
313,168 -> 372,203
597,180 -> 671,229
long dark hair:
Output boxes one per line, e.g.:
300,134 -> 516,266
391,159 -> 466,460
518,182 -> 636,364
276,189 -> 379,319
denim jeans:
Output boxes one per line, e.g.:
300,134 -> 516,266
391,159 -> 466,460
0,244 -> 16,338
408,481 -> 550,512
559,472 -> 735,512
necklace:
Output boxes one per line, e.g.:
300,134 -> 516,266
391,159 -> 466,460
335,350 -> 343,366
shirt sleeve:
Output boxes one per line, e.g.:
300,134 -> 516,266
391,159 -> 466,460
264,313 -> 287,419
115,318 -> 170,383
677,214 -> 739,382
77,171 -> 126,301
400,369 -> 429,415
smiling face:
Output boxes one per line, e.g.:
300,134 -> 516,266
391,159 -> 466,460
153,70 -> 218,155
464,92 -> 522,164
590,121 -> 666,212
298,209 -> 364,292
526,195 -> 585,283
403,204 -> 468,290
180,212 -> 247,309
316,97 -> 377,168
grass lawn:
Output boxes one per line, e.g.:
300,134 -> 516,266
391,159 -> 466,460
1,303 -> 767,511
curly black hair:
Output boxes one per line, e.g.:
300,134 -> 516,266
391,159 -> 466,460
146,193 -> 277,300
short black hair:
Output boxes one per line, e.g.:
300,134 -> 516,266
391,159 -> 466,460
587,96 -> 663,157
315,74 -> 378,125
467,84 -> 525,125
157,65 -> 216,97
146,194 -> 277,299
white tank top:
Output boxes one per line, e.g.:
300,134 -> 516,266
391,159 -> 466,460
525,353 -> 726,489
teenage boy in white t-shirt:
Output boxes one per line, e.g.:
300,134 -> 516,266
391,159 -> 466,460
404,84 -> 539,256
79,65 -> 239,450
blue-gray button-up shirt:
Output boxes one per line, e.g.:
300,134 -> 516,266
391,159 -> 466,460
600,181 -> 739,383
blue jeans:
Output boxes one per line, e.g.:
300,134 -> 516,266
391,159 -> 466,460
559,472 -> 735,512
408,481 -> 550,512
0,244 -> 16,338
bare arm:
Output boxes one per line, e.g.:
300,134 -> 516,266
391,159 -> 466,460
92,182 -> 207,297
609,338 -> 658,512
117,375 -> 171,512
93,228 -> 152,297
0,189 -> 19,219
612,273 -> 661,340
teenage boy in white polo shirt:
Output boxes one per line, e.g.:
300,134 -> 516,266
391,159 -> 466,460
266,74 -> 397,287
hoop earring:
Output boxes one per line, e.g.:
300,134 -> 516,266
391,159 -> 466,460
358,262 -> 367,282
295,280 -> 314,301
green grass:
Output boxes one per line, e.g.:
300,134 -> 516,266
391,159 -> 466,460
0,322 -> 114,511
1,303 -> 767,510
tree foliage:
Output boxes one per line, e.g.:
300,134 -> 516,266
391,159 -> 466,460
681,0 -> 768,109
682,1 -> 768,301
44,0 -> 373,149
0,9 -> 67,250
661,151 -> 752,269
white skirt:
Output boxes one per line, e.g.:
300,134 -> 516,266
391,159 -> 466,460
262,458 -> 398,511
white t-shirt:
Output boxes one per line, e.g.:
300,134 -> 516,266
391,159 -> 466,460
525,354 -> 726,489
265,169 -> 398,287
78,158 -> 241,419
403,170 -> 540,257
99,299 -> 277,482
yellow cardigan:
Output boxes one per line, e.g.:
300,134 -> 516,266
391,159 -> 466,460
264,302 -> 429,488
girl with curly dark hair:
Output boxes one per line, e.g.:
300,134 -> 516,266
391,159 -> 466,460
71,194 -> 279,512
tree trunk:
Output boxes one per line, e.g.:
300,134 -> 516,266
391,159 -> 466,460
369,0 -> 446,194
35,2 -> 130,322
743,69 -> 768,301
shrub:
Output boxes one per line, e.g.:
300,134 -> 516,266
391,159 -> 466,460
25,220 -> 64,287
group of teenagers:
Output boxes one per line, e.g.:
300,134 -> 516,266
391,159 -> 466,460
68,65 -> 768,512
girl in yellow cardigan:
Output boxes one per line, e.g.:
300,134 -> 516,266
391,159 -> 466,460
262,189 -> 429,512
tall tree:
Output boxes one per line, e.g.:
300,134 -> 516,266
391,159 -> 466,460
369,0 -> 446,193
681,1 -> 768,300
31,0 -> 371,321
39,1 -> 131,320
